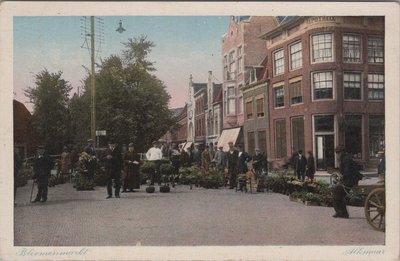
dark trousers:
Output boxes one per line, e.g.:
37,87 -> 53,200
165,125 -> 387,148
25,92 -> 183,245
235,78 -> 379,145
107,175 -> 121,196
332,184 -> 349,217
35,183 -> 48,201
296,169 -> 305,181
228,167 -> 237,188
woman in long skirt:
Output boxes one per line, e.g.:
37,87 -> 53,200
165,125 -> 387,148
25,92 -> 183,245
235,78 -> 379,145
122,143 -> 141,192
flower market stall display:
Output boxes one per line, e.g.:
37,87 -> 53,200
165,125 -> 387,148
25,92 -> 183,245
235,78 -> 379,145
140,161 -> 156,193
73,152 -> 95,191
159,163 -> 175,192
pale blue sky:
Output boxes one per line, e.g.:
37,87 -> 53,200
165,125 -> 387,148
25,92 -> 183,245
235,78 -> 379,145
13,16 -> 231,110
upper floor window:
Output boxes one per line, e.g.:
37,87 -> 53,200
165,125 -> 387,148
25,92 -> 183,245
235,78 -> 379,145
312,71 -> 334,100
289,80 -> 302,104
274,49 -> 285,76
343,72 -> 362,100
229,50 -> 236,78
343,34 -> 361,63
246,98 -> 253,120
256,95 -> 265,117
237,46 -> 243,73
368,73 -> 384,100
227,86 -> 236,115
290,41 -> 302,70
311,33 -> 333,63
368,36 -> 384,64
274,85 -> 285,108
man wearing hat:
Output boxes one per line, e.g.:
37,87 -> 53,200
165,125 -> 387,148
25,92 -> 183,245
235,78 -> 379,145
213,145 -> 227,171
227,141 -> 239,189
103,140 -> 123,198
32,145 -> 54,203
123,143 -> 141,192
332,145 -> 363,218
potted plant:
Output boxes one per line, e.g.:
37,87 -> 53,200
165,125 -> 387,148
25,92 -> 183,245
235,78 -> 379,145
159,163 -> 174,192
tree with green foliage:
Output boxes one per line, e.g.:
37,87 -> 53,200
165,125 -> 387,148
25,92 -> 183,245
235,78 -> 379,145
72,35 -> 174,152
25,70 -> 72,154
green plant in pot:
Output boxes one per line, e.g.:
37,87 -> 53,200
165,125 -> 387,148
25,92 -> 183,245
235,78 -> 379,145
140,161 -> 156,193
159,163 -> 174,192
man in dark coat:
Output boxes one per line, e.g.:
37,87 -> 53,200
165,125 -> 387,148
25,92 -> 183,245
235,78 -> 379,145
237,144 -> 251,175
103,141 -> 123,198
294,150 -> 307,181
122,143 -> 141,192
32,145 -> 54,203
192,144 -> 201,167
305,151 -> 316,183
252,148 -> 266,177
227,141 -> 239,189
332,146 -> 363,218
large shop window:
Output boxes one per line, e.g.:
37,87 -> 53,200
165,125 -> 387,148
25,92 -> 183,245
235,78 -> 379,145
290,80 -> 303,104
275,119 -> 287,158
368,73 -> 384,100
344,115 -> 362,159
290,41 -> 302,70
227,86 -> 236,115
256,96 -> 265,118
369,115 -> 385,156
368,36 -> 384,64
343,34 -> 361,63
274,86 -> 285,108
343,72 -> 362,100
258,130 -> 267,155
291,117 -> 305,153
311,33 -> 333,63
313,71 -> 333,100
247,131 -> 255,155
274,49 -> 285,75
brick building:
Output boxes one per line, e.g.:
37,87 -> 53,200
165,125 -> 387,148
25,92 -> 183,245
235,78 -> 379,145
13,99 -> 38,158
242,56 -> 270,157
219,16 -> 278,150
260,16 -> 385,170
205,71 -> 223,146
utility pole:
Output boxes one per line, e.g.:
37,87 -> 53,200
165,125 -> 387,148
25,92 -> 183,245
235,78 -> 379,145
90,16 -> 96,146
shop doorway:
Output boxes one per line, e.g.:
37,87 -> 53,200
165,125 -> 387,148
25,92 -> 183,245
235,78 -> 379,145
315,135 -> 335,170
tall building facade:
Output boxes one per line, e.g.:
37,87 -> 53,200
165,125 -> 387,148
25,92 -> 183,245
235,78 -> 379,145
261,16 -> 384,170
220,16 -> 278,150
205,71 -> 223,146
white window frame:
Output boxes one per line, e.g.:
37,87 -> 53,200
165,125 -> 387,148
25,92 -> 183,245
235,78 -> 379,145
311,33 -> 334,63
368,36 -> 384,64
227,86 -> 236,115
274,84 -> 285,108
343,71 -> 362,101
367,73 -> 384,100
311,71 -> 335,101
343,33 -> 362,63
237,46 -> 243,73
289,41 -> 302,70
273,49 -> 285,76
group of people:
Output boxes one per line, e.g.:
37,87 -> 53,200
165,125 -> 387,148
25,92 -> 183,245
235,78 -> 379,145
291,150 -> 316,183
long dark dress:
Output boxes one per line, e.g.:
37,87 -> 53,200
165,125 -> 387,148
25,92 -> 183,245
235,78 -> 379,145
305,155 -> 316,179
123,150 -> 141,191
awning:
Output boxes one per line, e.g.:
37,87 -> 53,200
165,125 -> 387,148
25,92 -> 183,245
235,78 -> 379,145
182,141 -> 193,151
217,127 -> 241,152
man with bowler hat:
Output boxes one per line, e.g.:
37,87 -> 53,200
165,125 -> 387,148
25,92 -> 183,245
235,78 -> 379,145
227,141 -> 239,189
103,140 -> 123,198
32,145 -> 54,203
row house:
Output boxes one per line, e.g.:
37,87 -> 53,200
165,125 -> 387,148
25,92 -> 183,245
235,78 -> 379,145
260,16 -> 384,170
205,71 -> 223,146
218,16 -> 278,151
14,99 -> 38,158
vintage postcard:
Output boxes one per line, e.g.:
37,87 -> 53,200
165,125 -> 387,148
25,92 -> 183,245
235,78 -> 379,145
0,1 -> 399,261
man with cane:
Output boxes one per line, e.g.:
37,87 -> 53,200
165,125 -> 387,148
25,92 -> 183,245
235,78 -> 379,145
31,145 -> 54,203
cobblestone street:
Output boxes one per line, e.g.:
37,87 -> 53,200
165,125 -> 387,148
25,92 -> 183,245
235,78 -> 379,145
14,178 -> 384,246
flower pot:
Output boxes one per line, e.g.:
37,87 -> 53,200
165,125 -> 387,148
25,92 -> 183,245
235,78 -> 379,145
160,185 -> 170,193
146,186 -> 155,193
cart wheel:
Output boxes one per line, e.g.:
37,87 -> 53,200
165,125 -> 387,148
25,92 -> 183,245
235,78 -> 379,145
364,187 -> 385,232
330,173 -> 341,185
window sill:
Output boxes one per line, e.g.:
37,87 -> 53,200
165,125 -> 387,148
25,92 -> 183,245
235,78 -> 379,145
290,102 -> 304,107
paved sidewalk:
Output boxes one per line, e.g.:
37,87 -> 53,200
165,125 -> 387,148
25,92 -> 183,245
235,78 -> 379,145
14,180 -> 384,246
